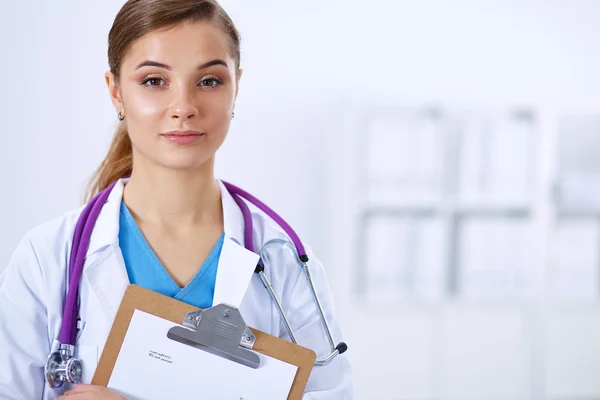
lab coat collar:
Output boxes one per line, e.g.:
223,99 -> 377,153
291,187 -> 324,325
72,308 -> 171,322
217,179 -> 245,247
82,177 -> 259,319
213,180 -> 260,307
85,178 -> 125,257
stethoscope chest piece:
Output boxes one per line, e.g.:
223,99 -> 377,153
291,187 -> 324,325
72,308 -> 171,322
44,344 -> 82,388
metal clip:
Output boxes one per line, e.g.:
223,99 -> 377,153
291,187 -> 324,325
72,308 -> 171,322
167,303 -> 260,368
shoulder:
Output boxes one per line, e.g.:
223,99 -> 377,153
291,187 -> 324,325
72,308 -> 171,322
11,206 -> 84,269
247,200 -> 322,270
2,206 -> 86,307
249,205 -> 290,244
25,206 -> 83,248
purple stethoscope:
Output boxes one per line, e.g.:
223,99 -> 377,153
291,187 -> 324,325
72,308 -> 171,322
45,180 -> 347,388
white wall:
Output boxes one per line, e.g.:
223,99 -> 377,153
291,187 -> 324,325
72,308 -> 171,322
2,1 -> 600,399
3,0 -> 600,265
4,0 -> 600,265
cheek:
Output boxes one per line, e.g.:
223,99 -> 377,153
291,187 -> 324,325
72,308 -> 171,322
126,91 -> 167,119
201,93 -> 234,122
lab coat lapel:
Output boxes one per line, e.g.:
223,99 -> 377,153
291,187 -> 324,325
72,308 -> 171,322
83,179 -> 130,319
83,245 -> 130,318
212,180 -> 260,308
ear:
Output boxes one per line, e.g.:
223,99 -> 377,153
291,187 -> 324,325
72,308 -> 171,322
105,71 -> 124,115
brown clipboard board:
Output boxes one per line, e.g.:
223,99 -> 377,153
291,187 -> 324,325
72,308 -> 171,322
91,284 -> 316,399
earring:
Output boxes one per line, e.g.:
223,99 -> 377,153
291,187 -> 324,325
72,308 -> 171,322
117,112 -> 124,121
231,111 -> 235,119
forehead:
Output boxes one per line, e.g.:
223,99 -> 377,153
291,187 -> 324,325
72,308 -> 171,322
122,21 -> 233,70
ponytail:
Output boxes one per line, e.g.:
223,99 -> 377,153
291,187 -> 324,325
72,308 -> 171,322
84,122 -> 132,203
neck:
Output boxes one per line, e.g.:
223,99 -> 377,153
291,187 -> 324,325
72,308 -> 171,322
123,159 -> 223,230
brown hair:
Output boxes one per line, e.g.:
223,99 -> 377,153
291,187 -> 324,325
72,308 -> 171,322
85,0 -> 241,202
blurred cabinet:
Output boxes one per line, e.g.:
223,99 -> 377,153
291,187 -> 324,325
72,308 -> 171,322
552,113 -> 600,300
457,215 -> 535,299
554,114 -> 600,214
365,109 -> 446,205
552,219 -> 600,299
327,101 -> 600,400
457,110 -> 535,205
359,107 -> 541,302
362,214 -> 447,303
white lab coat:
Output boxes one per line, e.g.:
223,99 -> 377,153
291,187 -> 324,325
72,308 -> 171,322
0,179 -> 353,399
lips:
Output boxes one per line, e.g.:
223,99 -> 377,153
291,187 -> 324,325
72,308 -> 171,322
161,130 -> 205,145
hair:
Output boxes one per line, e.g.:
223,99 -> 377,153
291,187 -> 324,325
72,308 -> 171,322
85,0 -> 241,202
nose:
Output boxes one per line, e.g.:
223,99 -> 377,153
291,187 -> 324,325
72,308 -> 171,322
169,88 -> 198,121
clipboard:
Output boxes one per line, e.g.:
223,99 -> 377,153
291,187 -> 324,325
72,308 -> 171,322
92,284 -> 316,399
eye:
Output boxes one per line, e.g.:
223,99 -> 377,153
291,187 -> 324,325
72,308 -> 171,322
199,77 -> 223,88
140,76 -> 165,87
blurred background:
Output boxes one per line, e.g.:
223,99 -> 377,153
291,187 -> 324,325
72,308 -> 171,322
2,0 -> 600,399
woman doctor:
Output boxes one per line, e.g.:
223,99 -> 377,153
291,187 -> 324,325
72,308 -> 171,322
0,0 -> 353,398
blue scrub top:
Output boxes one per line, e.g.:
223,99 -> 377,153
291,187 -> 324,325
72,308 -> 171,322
118,202 -> 223,309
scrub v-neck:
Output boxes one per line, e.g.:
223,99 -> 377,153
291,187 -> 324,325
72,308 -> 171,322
118,202 -> 224,309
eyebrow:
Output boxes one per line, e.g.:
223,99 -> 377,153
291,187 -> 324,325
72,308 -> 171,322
135,59 -> 228,71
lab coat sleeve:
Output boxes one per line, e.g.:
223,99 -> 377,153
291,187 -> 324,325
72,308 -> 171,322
0,236 -> 49,399
283,246 -> 354,399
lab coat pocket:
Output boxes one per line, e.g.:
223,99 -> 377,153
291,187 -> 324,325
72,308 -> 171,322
74,344 -> 99,384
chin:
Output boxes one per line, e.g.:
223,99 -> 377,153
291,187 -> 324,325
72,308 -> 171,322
156,154 -> 213,171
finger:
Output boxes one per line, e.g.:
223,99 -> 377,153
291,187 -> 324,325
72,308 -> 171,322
58,395 -> 83,400
64,384 -> 101,395
58,395 -> 91,400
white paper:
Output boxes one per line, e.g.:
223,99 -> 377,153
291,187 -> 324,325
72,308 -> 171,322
364,216 -> 408,303
458,114 -> 489,201
458,217 -> 534,298
411,217 -> 447,300
107,310 -> 298,400
490,113 -> 533,202
212,238 -> 260,308
364,216 -> 447,303
458,112 -> 534,204
365,111 -> 444,205
552,219 -> 600,299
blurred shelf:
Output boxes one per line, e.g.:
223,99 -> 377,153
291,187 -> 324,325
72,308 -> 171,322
556,210 -> 600,218
360,203 -> 532,217
454,204 -> 531,216
354,294 -> 600,312
352,296 -> 600,315
360,205 -> 440,217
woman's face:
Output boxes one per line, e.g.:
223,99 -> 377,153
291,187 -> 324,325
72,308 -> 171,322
105,21 -> 241,171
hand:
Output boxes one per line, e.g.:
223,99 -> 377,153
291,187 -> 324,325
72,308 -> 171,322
58,384 -> 126,399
